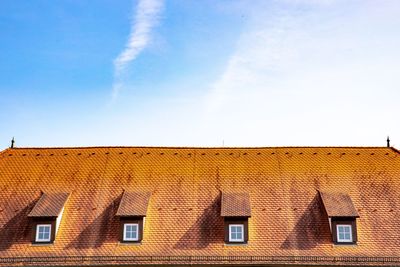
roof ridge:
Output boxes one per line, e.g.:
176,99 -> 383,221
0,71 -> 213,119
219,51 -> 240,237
3,146 -> 392,150
0,147 -> 10,156
390,147 -> 400,155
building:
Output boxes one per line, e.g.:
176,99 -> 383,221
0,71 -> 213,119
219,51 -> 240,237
1,146 -> 400,266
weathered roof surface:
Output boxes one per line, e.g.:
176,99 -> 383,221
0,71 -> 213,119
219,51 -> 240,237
0,146 -> 400,261
116,191 -> 151,217
221,192 -> 251,217
319,191 -> 359,217
28,192 -> 69,217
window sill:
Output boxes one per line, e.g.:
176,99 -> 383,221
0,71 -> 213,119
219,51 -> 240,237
333,243 -> 357,247
119,241 -> 142,246
224,242 -> 248,247
31,242 -> 54,246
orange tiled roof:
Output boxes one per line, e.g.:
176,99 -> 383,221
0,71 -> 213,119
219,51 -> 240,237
116,191 -> 151,217
319,191 -> 359,217
221,192 -> 251,217
28,192 -> 69,217
1,146 -> 400,263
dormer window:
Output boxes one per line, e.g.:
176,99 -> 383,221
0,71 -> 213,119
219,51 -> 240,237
36,224 -> 51,242
116,191 -> 151,243
28,192 -> 69,244
123,223 -> 139,241
221,192 -> 251,244
336,224 -> 352,242
229,224 -> 244,242
319,191 -> 359,245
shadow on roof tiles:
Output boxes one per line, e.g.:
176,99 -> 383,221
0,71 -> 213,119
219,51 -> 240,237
66,195 -> 121,249
0,197 -> 40,251
174,195 -> 224,249
280,194 -> 331,250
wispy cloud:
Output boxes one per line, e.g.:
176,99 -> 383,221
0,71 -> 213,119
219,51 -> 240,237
112,0 -> 164,100
202,0 -> 400,146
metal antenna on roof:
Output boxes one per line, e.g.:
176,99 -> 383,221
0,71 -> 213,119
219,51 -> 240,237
10,137 -> 15,148
387,136 -> 391,147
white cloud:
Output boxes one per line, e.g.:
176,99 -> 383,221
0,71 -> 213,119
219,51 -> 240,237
112,0 -> 164,100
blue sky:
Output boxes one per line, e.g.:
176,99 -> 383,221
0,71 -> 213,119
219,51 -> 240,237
1,0 -> 399,148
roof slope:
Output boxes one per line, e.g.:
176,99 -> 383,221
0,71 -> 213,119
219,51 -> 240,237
0,146 -> 400,260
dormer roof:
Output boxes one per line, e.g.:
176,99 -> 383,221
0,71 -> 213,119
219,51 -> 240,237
116,191 -> 151,217
221,192 -> 251,217
28,192 -> 69,217
319,191 -> 359,218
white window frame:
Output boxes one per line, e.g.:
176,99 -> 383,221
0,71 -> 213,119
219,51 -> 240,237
229,224 -> 244,242
336,224 -> 352,242
35,224 -> 52,242
123,223 -> 139,241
